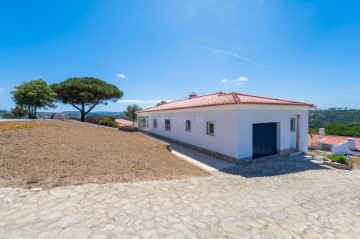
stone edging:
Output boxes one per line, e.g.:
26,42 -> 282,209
308,155 -> 353,170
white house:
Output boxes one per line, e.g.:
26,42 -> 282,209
136,92 -> 315,164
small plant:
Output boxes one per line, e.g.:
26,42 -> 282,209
327,154 -> 349,165
100,117 -> 119,128
119,126 -> 138,132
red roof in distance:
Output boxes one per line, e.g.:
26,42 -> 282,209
137,92 -> 315,113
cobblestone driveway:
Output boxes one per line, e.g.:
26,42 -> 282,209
1,157 -> 360,239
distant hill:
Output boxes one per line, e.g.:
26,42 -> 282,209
309,109 -> 360,136
59,111 -> 124,116
0,110 -> 8,114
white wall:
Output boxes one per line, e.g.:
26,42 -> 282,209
332,142 -> 348,155
236,109 -> 309,158
139,107 -> 240,158
138,105 -> 310,159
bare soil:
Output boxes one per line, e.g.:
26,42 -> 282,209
0,121 -> 210,189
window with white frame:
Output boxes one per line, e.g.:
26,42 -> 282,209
165,119 -> 171,131
138,117 -> 148,129
290,118 -> 296,132
207,121 -> 214,135
153,119 -> 157,128
186,120 -> 191,131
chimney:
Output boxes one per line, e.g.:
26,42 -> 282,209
189,92 -> 198,99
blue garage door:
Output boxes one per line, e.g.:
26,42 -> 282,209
252,122 -> 277,159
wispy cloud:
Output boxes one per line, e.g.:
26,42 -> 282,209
233,76 -> 248,85
116,73 -> 126,79
180,42 -> 273,69
0,88 -> 6,92
117,99 -> 173,104
220,78 -> 228,84
221,76 -> 248,85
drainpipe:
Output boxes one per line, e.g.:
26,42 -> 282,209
296,115 -> 301,152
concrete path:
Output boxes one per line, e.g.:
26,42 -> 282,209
1,156 -> 360,238
147,135 -> 235,171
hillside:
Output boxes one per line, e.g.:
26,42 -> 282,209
309,109 -> 360,136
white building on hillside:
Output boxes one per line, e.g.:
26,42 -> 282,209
137,92 -> 315,164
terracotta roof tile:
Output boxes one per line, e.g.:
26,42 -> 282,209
115,119 -> 135,126
320,138 -> 347,145
308,135 -> 360,150
137,92 -> 315,113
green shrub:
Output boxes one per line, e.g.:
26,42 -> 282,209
327,154 -> 349,165
100,117 -> 118,128
86,116 -> 103,124
326,124 -> 360,137
118,126 -> 138,132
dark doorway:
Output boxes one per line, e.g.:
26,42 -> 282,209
252,122 -> 277,159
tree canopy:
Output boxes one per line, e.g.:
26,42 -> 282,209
124,104 -> 142,125
11,105 -> 28,118
156,101 -> 167,106
11,79 -> 57,118
51,77 -> 123,122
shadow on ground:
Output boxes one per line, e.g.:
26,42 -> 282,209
147,134 -> 234,170
220,156 -> 329,178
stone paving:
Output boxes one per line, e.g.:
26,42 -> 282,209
1,156 -> 360,239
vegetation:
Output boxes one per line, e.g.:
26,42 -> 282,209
156,101 -> 167,106
10,105 -> 28,118
327,154 -> 349,165
11,79 -> 57,119
309,109 -> 360,136
118,126 -> 138,132
100,117 -> 119,128
124,104 -> 142,125
51,77 -> 123,122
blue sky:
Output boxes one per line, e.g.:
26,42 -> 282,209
0,0 -> 359,112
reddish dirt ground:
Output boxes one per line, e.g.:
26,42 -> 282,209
0,121 -> 210,189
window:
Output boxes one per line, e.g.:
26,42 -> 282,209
290,118 -> 296,132
138,117 -> 148,129
153,119 -> 157,128
165,119 -> 171,131
207,121 -> 214,135
186,120 -> 191,131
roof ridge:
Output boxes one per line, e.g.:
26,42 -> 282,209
231,92 -> 241,103
233,92 -> 314,106
136,92 -> 219,112
137,91 -> 315,113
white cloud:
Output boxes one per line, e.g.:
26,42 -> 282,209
233,76 -> 248,83
221,76 -> 249,85
116,73 -> 126,79
179,41 -> 273,69
220,78 -> 228,84
117,99 -> 173,104
0,88 -> 6,92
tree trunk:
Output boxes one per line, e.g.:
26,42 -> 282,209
133,118 -> 135,126
81,113 -> 86,122
28,105 -> 31,119
80,103 -> 86,122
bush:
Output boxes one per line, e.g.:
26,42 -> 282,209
326,124 -> 360,137
119,126 -> 138,132
327,154 -> 349,165
86,116 -> 103,124
100,117 -> 118,128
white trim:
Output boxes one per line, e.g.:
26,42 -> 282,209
137,104 -> 311,116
